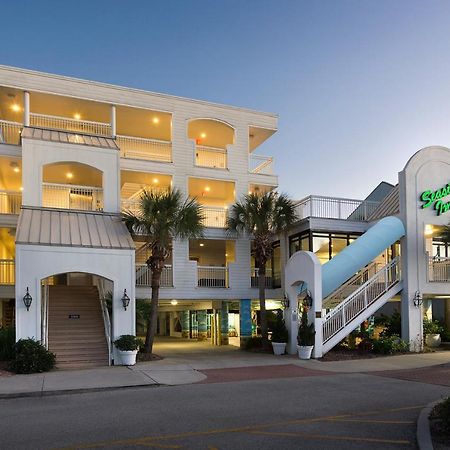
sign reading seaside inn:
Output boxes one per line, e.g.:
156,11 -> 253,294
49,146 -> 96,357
420,182 -> 450,215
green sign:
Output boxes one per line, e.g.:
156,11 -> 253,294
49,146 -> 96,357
420,183 -> 450,215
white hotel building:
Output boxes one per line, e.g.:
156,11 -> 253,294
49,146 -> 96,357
0,66 -> 449,367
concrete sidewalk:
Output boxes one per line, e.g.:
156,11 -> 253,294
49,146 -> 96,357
0,350 -> 449,399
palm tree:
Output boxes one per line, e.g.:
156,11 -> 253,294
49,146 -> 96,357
226,191 -> 297,347
123,189 -> 204,354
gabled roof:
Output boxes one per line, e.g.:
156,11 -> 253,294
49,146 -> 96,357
21,127 -> 118,150
16,207 -> 134,250
367,185 -> 400,222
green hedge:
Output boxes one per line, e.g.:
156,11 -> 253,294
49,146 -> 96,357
9,339 -> 56,374
0,327 -> 15,361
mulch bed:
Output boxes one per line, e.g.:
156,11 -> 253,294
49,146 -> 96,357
318,348 -> 387,361
137,353 -> 164,362
0,361 -> 13,377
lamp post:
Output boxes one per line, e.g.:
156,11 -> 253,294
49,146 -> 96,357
23,287 -> 32,311
121,289 -> 130,311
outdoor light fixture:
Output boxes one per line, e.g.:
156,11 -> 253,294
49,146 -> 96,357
304,290 -> 313,308
23,287 -> 32,311
281,294 -> 290,309
121,289 -> 130,311
413,290 -> 423,307
152,117 -> 159,124
170,299 -> 178,306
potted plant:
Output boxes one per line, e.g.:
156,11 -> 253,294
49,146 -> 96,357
114,335 -> 142,365
423,319 -> 443,348
297,305 -> 315,359
271,310 -> 289,355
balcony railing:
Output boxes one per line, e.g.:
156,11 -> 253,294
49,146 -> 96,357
195,145 -> 227,169
428,256 -> 450,282
202,206 -> 228,228
117,135 -> 172,163
0,191 -> 22,214
249,155 -> 273,174
135,264 -> 173,287
294,195 -> 380,221
0,120 -> 22,145
0,259 -> 14,285
198,266 -> 228,288
42,183 -> 103,211
30,113 -> 112,137
250,268 -> 275,288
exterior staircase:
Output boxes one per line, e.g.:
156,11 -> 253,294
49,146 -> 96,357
321,257 -> 402,354
47,285 -> 109,369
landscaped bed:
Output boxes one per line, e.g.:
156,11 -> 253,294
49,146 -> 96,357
430,397 -> 450,449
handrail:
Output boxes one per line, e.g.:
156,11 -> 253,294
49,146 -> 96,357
116,134 -> 171,145
0,259 -> 15,285
42,182 -> 102,190
30,112 -> 110,127
96,279 -> 112,365
322,257 -> 401,344
41,285 -> 49,349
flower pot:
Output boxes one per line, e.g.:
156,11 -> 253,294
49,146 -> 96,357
118,350 -> 138,365
425,333 -> 441,348
297,345 -> 314,360
272,342 -> 286,356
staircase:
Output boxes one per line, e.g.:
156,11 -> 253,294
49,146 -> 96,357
47,285 -> 109,369
321,257 -> 402,354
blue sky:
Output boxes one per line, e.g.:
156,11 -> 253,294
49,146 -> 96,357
1,0 -> 450,199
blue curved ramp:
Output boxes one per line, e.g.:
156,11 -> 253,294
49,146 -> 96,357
322,216 -> 405,298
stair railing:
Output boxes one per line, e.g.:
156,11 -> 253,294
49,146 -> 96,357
41,285 -> 49,349
322,256 -> 401,344
95,278 -> 112,365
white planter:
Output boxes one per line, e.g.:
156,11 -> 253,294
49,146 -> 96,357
272,342 -> 287,355
425,333 -> 441,348
118,350 -> 138,365
297,345 -> 314,360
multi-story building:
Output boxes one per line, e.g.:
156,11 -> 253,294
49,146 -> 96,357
0,65 -> 278,366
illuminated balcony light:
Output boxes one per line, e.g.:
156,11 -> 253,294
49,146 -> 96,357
152,117 -> 160,124
74,113 -> 81,120
199,243 -> 204,247
66,172 -> 73,179
204,186 -> 210,192
10,104 -> 21,113
424,224 -> 434,236
170,299 -> 178,306
153,178 -> 159,184
200,133 -> 207,139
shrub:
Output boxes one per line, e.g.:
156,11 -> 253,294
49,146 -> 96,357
271,310 -> 288,343
423,319 -> 444,335
0,327 -> 15,361
432,397 -> 450,433
440,323 -> 450,342
297,305 -> 315,346
244,336 -> 264,350
372,334 -> 408,355
114,335 -> 142,351
9,339 -> 55,374
379,311 -> 402,337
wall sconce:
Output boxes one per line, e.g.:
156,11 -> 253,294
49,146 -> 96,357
121,289 -> 130,311
281,294 -> 290,309
413,291 -> 423,307
304,290 -> 313,308
23,287 -> 32,311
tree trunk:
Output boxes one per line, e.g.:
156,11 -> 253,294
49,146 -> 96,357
144,267 -> 162,354
258,263 -> 269,348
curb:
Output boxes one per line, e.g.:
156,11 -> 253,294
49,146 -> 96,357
0,383 -> 162,400
417,400 -> 440,450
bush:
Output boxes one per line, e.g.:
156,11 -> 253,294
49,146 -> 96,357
423,319 -> 444,335
271,310 -> 288,343
432,397 -> 450,433
372,334 -> 408,355
9,339 -> 55,374
0,327 -> 15,361
244,336 -> 264,350
297,305 -> 315,346
114,335 -> 142,351
379,311 -> 402,337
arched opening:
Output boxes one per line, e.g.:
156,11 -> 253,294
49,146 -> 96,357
41,271 -> 113,368
188,119 -> 234,169
42,161 -> 103,211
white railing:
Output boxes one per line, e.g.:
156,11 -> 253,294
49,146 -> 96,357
0,120 -> 22,145
198,266 -> 228,288
41,285 -> 49,349
0,259 -> 15,285
30,113 -> 111,137
322,257 -> 401,344
135,265 -> 173,287
42,183 -> 103,211
117,135 -> 172,162
249,155 -> 274,174
195,145 -> 227,169
251,268 -> 275,288
428,256 -> 450,282
294,195 -> 380,221
202,206 -> 228,228
0,191 -> 22,214
323,262 -> 381,309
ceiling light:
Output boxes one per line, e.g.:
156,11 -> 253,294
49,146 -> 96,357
10,104 -> 21,113
10,162 -> 20,173
199,243 -> 204,247
204,186 -> 210,192
74,113 -> 81,120
152,117 -> 160,124
153,178 -> 159,184
200,133 -> 207,139
225,253 -> 228,257
66,172 -> 73,179
170,299 -> 178,306
424,224 -> 434,236
19,187 -> 23,192
13,167 -> 20,173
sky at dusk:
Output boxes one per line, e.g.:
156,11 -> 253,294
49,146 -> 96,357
1,0 -> 450,200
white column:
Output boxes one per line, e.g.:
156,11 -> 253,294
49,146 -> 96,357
23,91 -> 30,127
110,105 -> 116,137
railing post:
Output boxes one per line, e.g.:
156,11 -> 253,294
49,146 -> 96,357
23,91 -> 30,127
110,105 -> 116,138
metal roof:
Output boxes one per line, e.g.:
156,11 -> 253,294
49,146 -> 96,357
367,185 -> 400,222
21,127 -> 118,150
16,207 -> 134,250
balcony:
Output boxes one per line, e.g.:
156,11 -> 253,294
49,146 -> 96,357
117,135 -> 172,163
42,183 -> 103,211
249,155 -> 274,174
0,120 -> 22,145
250,268 -> 278,288
294,195 -> 380,222
202,206 -> 228,228
195,145 -> 227,169
428,256 -> 450,282
197,266 -> 228,288
0,191 -> 22,214
0,259 -> 14,285
135,264 -> 173,287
